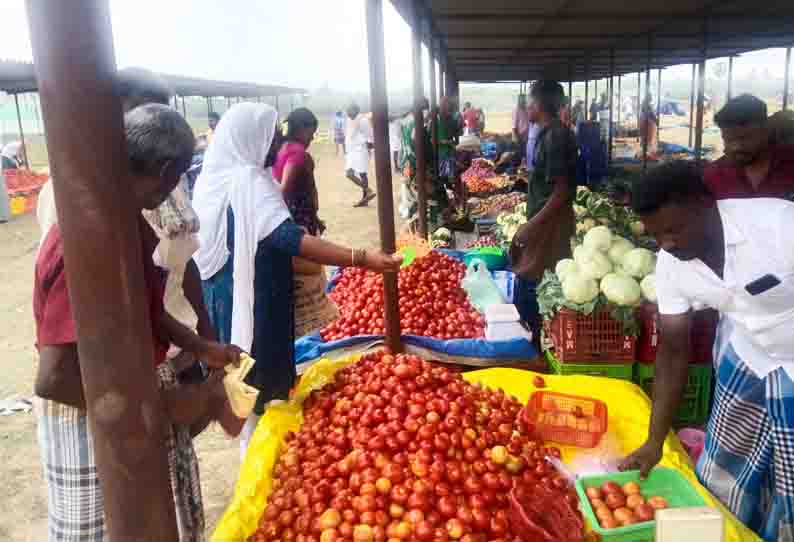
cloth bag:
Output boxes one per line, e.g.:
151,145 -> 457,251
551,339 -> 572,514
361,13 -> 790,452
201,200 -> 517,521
509,206 -> 575,281
294,269 -> 339,338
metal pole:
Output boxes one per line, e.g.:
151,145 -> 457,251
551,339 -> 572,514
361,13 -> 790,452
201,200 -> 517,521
689,64 -> 696,147
365,0 -> 402,354
206,96 -> 212,114
429,34 -> 439,185
727,56 -> 734,101
609,49 -> 615,164
695,21 -> 708,161
784,47 -> 792,111
617,75 -> 622,128
643,35 -> 651,172
656,69 -> 662,123
410,0 -> 428,239
181,96 -> 186,117
637,72 -> 642,134
275,95 -> 280,115
25,0 -> 178,539
13,94 -> 29,170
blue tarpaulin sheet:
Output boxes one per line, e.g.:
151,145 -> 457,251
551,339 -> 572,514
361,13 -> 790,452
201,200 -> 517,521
309,249 -> 537,365
295,331 -> 538,365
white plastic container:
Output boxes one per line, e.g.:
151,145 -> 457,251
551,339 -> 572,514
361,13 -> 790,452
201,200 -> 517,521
655,507 -> 724,542
484,304 -> 532,342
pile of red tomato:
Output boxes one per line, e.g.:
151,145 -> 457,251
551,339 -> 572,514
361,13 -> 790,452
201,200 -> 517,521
250,351 -> 584,542
322,252 -> 485,341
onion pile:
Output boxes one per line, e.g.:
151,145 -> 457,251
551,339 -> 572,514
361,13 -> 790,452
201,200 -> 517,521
322,252 -> 485,341
249,352 -> 583,542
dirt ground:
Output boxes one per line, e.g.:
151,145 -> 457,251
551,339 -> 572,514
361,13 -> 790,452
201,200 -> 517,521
0,139 -> 400,541
0,110 -> 721,541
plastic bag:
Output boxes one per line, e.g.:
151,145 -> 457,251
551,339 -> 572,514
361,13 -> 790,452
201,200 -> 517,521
461,258 -> 506,312
223,354 -> 259,419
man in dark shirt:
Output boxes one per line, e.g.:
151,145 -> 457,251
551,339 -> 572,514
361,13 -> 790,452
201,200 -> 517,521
705,94 -> 794,200
510,80 -> 578,345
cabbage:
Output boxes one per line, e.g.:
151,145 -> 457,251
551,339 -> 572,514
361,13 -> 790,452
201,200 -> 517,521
555,259 -> 579,283
574,246 -> 613,280
577,218 -> 597,233
583,225 -> 613,252
607,237 -> 635,264
562,273 -> 600,304
621,248 -> 657,278
601,273 -> 642,307
640,274 -> 657,303
630,221 -> 646,237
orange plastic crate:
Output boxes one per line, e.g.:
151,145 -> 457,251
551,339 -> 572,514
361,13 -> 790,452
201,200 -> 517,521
547,308 -> 636,362
524,391 -> 608,448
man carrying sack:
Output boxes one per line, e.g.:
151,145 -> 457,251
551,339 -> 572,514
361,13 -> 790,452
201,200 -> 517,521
510,80 -> 578,346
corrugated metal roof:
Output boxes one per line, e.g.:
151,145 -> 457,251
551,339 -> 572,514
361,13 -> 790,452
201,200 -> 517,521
391,0 -> 794,82
0,61 -> 304,97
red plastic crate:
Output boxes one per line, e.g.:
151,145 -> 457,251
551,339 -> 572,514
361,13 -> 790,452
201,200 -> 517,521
637,305 -> 719,364
547,308 -> 636,362
524,391 -> 608,448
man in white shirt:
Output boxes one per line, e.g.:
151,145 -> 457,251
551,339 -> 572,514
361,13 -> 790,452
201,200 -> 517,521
621,161 -> 794,541
344,103 -> 376,207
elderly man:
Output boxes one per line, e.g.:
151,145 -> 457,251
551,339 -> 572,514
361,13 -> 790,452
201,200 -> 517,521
35,104 -> 240,542
705,94 -> 794,200
622,161 -> 794,541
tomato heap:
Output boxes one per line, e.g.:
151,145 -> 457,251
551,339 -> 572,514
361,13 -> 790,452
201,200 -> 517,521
322,252 -> 485,341
250,352 -> 583,542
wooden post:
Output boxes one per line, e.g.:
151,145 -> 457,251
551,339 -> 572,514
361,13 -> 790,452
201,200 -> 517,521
727,56 -> 734,101
695,21 -> 708,161
784,47 -> 792,111
689,64 -> 696,148
410,0 -> 428,239
13,94 -> 29,170
365,0 -> 402,354
25,0 -> 178,539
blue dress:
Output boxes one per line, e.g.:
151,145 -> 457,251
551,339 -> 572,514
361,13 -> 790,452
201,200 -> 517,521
201,209 -> 305,414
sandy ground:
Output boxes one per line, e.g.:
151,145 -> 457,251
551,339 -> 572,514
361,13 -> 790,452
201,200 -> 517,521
0,140 -> 399,541
0,111 -> 718,541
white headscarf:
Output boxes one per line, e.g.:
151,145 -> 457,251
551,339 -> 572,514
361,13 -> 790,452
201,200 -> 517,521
192,103 -> 291,352
1,141 -> 22,161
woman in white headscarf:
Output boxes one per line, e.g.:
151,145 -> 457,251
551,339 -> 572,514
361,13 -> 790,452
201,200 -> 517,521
193,103 -> 400,453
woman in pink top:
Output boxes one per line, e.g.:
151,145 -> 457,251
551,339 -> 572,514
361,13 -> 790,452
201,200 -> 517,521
273,108 -> 325,235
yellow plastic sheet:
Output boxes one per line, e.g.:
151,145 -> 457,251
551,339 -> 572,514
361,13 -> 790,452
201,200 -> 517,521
213,358 -> 760,542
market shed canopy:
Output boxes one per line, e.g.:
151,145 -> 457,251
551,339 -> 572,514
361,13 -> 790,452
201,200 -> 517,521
0,60 -> 303,97
391,0 -> 794,82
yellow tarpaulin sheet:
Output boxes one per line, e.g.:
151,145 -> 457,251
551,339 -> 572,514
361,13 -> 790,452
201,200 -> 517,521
212,357 -> 760,542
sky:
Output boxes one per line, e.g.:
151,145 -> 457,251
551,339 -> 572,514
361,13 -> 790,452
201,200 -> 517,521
0,0 -> 789,92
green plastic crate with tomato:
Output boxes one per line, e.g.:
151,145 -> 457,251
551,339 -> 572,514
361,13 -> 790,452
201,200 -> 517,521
575,467 -> 706,542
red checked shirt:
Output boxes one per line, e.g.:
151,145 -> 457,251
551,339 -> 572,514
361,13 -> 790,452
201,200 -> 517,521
704,145 -> 794,200
33,220 -> 169,365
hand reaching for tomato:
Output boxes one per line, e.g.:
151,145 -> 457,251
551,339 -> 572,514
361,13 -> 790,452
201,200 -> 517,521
619,440 -> 664,479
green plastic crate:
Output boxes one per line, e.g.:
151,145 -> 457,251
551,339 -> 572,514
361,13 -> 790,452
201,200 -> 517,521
575,467 -> 706,542
634,363 -> 712,425
545,350 -> 634,381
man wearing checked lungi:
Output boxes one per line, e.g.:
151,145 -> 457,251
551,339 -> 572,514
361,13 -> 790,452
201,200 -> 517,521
621,160 -> 794,542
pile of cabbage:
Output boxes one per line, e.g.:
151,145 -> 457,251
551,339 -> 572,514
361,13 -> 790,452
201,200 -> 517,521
495,201 -> 528,246
573,186 -> 655,249
538,224 -> 658,334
